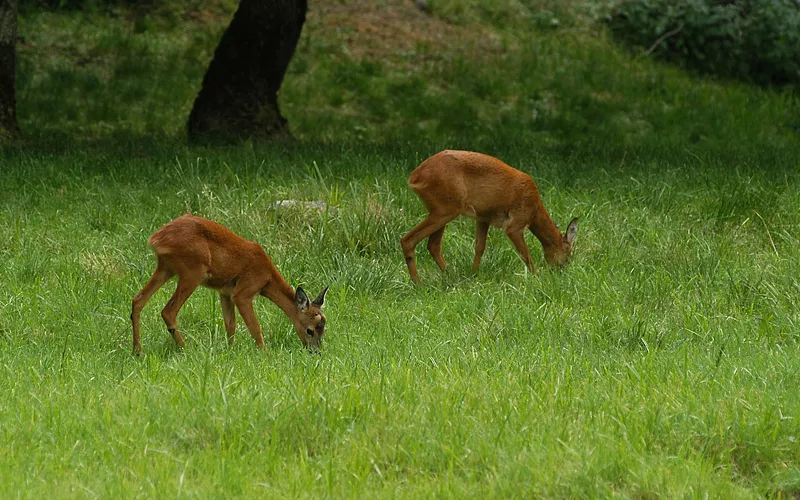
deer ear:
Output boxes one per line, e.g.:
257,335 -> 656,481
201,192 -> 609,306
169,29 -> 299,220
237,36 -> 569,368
565,217 -> 578,244
312,286 -> 328,308
295,287 -> 310,311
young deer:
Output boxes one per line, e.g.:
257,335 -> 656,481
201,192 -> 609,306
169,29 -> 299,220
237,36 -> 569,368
400,150 -> 578,282
131,215 -> 328,355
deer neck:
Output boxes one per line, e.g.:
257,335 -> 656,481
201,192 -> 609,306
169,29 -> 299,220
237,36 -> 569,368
529,210 -> 563,251
263,272 -> 300,323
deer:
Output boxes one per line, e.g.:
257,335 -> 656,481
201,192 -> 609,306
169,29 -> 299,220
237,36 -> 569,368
400,150 -> 578,283
131,214 -> 328,355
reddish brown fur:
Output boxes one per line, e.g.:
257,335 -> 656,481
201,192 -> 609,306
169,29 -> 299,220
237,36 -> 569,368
400,150 -> 578,282
131,215 -> 327,354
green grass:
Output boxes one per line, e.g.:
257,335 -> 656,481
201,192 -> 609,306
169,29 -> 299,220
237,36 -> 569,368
17,1 -> 800,162
4,0 -> 800,496
0,142 -> 799,497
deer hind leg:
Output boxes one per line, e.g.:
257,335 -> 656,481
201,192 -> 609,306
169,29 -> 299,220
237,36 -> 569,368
427,227 -> 447,272
400,214 -> 455,283
234,296 -> 264,349
505,226 -> 536,274
473,221 -> 490,273
160,274 -> 202,348
131,263 -> 174,355
220,294 -> 236,344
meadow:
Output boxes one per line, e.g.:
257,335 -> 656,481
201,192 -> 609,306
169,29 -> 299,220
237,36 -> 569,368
2,0 -> 800,497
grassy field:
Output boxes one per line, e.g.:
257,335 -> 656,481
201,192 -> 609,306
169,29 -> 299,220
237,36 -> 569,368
3,0 -> 800,497
1,142 -> 798,497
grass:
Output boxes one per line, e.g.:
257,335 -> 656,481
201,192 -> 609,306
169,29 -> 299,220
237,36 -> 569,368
3,0 -> 800,496
17,0 -> 800,161
1,142 -> 799,497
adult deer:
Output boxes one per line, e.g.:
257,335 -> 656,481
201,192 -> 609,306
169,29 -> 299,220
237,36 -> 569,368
400,150 -> 578,282
131,215 -> 328,354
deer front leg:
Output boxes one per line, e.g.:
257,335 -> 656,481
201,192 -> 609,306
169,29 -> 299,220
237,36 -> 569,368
473,221 -> 490,273
220,293 -> 236,344
234,296 -> 265,349
505,228 -> 536,274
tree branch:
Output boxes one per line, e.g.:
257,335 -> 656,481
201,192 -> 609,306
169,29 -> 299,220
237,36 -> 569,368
642,23 -> 684,57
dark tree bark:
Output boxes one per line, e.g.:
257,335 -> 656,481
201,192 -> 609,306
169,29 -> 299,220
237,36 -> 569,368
0,0 -> 18,142
187,0 -> 307,142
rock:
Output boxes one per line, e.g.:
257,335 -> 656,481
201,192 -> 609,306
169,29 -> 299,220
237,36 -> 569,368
270,200 -> 330,212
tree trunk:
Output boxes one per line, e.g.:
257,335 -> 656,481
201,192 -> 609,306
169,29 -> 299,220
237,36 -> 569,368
0,0 -> 18,142
187,0 -> 307,142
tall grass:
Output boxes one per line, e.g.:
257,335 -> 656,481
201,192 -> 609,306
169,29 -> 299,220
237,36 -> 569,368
0,143 -> 798,496
3,0 -> 800,496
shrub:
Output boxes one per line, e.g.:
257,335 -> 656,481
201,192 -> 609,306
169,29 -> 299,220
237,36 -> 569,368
607,0 -> 800,86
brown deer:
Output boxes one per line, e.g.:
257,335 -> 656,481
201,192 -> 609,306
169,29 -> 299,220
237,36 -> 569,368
131,215 -> 328,355
400,150 -> 578,282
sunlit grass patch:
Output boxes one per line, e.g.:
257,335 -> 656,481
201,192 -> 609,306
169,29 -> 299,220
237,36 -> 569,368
1,143 -> 799,496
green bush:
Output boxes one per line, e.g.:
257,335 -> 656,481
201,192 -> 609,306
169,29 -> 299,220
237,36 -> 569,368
607,0 -> 800,86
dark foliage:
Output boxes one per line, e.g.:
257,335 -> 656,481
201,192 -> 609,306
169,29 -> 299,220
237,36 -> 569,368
607,0 -> 800,86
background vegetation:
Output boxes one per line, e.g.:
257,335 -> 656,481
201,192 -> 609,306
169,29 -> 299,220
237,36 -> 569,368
1,0 -> 799,497
15,0 -> 800,158
608,0 -> 800,87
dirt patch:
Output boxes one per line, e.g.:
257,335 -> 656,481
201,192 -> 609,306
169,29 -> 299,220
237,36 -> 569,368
303,0 -> 505,62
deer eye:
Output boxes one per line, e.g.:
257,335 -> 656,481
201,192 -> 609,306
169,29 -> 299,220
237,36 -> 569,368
306,328 -> 314,337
